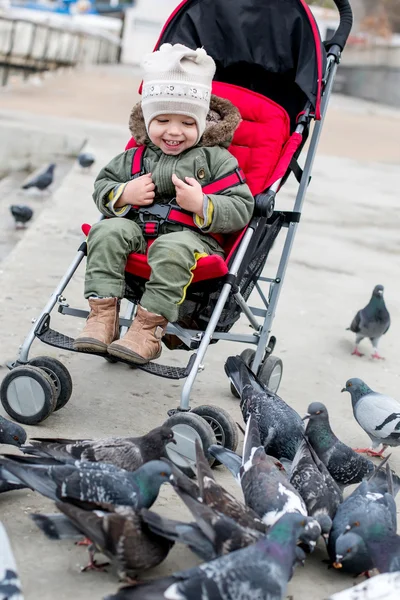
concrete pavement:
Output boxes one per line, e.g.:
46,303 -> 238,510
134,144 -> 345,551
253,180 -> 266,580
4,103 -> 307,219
0,65 -> 400,600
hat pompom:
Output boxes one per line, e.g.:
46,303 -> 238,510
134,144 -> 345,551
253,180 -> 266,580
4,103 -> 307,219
194,47 -> 209,64
159,43 -> 173,53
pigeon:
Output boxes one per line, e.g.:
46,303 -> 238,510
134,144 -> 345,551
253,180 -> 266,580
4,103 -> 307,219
9,205 -> 33,229
104,512 -> 311,600
22,424 -> 176,471
337,508 -> 400,574
327,571 -> 400,600
289,436 -> 343,538
303,402 -> 374,487
211,415 -> 308,528
143,443 -> 267,560
33,501 -> 173,579
347,284 -> 390,360
0,417 -> 26,448
342,378 -> 400,457
77,152 -> 95,170
22,163 -> 55,191
328,460 -> 397,575
0,456 -> 172,510
225,355 -> 304,460
0,522 -> 23,600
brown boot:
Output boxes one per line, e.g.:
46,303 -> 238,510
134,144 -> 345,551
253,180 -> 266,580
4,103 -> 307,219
73,297 -> 120,353
107,305 -> 167,364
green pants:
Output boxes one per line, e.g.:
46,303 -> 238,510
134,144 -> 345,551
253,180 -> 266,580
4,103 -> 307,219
85,218 -> 223,323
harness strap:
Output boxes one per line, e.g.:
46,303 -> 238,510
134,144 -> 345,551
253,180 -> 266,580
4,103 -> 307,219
131,145 -> 146,177
202,168 -> 245,194
130,145 -> 245,247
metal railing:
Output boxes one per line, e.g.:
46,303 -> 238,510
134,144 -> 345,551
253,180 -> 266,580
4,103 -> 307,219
0,15 -> 120,86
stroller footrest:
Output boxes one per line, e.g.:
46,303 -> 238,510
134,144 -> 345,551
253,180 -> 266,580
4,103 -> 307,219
36,327 -> 196,379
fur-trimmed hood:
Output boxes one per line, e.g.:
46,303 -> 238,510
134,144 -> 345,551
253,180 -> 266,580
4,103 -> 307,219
129,95 -> 240,148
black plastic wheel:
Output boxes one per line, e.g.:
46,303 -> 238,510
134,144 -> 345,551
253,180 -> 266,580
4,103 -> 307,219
0,365 -> 57,425
230,348 -> 255,398
163,411 -> 217,478
28,356 -> 73,411
191,405 -> 239,468
258,355 -> 283,393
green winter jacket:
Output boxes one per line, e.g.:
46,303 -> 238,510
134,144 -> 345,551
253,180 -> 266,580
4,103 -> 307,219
93,95 -> 254,238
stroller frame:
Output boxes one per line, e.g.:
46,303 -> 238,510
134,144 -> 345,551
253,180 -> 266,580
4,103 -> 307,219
1,0 -> 353,462
12,51 -> 338,407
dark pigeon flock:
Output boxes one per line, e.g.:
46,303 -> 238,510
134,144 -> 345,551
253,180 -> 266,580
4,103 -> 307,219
0,279 -> 396,600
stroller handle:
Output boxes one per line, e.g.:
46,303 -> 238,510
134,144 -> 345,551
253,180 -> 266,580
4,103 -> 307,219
325,0 -> 353,51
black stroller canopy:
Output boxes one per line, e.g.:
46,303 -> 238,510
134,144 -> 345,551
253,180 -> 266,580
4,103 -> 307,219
157,0 -> 326,125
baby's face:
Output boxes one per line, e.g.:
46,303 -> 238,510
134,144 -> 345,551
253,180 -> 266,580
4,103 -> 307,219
148,114 -> 198,155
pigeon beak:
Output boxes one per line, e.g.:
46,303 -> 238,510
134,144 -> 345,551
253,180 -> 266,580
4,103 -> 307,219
170,438 -> 177,445
333,561 -> 343,569
322,533 -> 329,543
302,414 -> 310,421
341,388 -> 347,393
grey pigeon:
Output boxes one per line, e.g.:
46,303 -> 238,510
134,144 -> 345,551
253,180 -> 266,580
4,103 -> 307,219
22,163 -> 55,191
289,436 -> 343,537
0,455 -> 172,510
347,284 -> 390,359
225,355 -> 304,460
342,378 -> 400,457
333,530 -> 372,574
327,571 -> 400,600
337,507 -> 400,574
33,501 -> 172,579
77,152 -> 95,170
0,522 -> 23,600
0,416 -> 26,447
9,205 -> 33,229
211,415 -> 307,527
328,461 -> 397,575
104,512 -> 311,600
303,402 -> 374,487
22,424 -> 176,471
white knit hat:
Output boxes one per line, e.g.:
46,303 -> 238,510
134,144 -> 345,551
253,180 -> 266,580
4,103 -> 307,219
141,43 -> 216,144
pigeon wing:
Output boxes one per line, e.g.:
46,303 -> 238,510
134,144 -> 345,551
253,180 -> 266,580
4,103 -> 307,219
355,394 -> 400,441
349,310 -> 362,333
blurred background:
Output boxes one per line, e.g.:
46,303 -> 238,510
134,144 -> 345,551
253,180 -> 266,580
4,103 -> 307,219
1,0 -> 400,105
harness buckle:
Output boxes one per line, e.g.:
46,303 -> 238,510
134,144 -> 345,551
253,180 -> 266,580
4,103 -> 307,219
235,167 -> 245,184
142,220 -> 160,237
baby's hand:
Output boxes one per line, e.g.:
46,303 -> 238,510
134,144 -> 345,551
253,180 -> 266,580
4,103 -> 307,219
115,173 -> 155,208
172,174 -> 204,217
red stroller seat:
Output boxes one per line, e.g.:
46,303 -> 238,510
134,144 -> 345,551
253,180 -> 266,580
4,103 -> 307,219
82,81 -> 292,285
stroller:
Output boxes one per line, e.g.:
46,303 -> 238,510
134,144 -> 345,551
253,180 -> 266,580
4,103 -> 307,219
1,0 -> 352,470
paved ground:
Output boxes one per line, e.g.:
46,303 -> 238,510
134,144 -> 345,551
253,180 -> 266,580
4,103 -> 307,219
0,65 -> 400,600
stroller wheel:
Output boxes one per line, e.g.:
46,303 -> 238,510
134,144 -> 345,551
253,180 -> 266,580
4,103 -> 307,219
163,412 -> 217,478
230,349 -> 255,398
191,405 -> 238,467
28,356 -> 73,411
0,365 -> 57,425
258,355 -> 283,394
